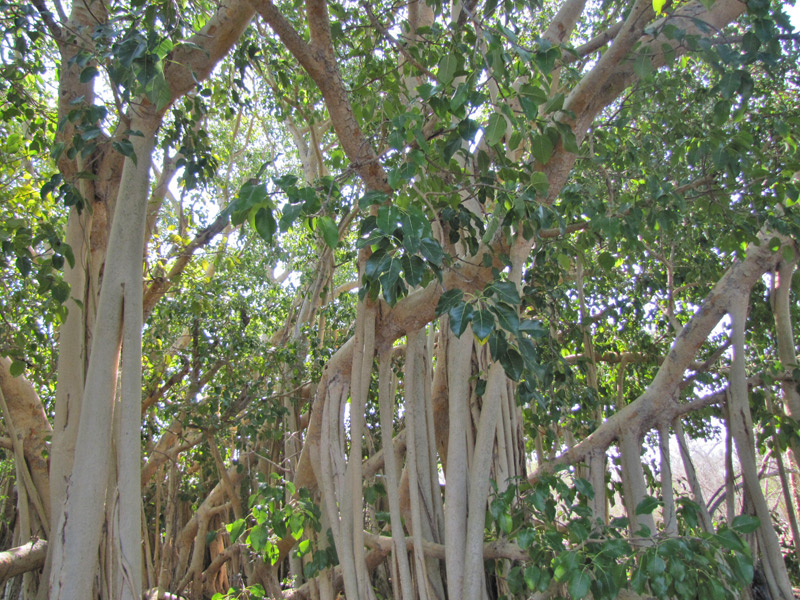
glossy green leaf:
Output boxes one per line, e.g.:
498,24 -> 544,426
448,301 -> 474,337
492,302 -> 520,334
472,309 -> 495,343
499,346 -> 524,381
489,281 -> 521,305
436,289 -> 464,315
112,139 -> 137,165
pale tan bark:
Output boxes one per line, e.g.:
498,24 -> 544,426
378,349 -> 414,600
0,358 -> 51,528
0,540 -> 47,583
728,297 -> 795,599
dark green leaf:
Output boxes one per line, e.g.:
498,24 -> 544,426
112,139 -> 137,165
499,346 -> 524,381
489,281 -> 521,305
401,254 -> 426,287
553,551 -> 579,582
419,237 -> 443,266
436,289 -> 464,315
492,302 -> 520,334
449,301 -> 474,337
377,206 -> 400,235
472,309 -> 495,343
365,248 -> 391,281
80,66 -> 98,83
358,190 -> 388,210
574,478 -> 595,499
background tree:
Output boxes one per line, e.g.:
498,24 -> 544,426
0,0 -> 799,599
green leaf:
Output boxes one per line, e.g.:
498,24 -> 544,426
519,319 -> 548,338
248,524 -> 269,552
449,301 -> 474,337
254,207 -> 276,243
317,216 -> 339,249
377,205 -> 400,235
484,113 -> 507,146
443,134 -> 463,162
529,172 -> 550,197
9,360 -> 25,377
147,72 -> 172,111
401,254 -> 426,287
553,551 -> 579,582
365,249 -> 391,281
489,281 -> 521,305
112,139 -> 137,165
226,518 -> 246,542
635,496 -> 659,515
652,0 -> 666,14
438,54 -> 458,84
492,302 -> 520,334
236,181 -> 268,211
436,289 -> 464,315
358,190 -> 387,210
517,528 -> 535,550
499,347 -> 524,381
568,571 -> 591,599
633,53 -> 654,79
80,66 -> 98,83
731,514 -> 760,534
523,564 -> 541,589
472,309 -> 495,343
419,237 -> 443,266
729,551 -> 754,584
598,251 -> 615,271
16,255 -> 31,277
574,478 -> 595,499
531,134 -> 554,164
52,281 -> 70,304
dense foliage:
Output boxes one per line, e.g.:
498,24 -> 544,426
1,0 -> 800,599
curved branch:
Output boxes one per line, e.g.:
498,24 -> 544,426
529,232 -> 785,481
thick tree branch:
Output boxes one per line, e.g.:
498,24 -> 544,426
0,539 -> 47,583
251,0 -> 390,192
542,0 -> 587,45
163,0 -> 255,113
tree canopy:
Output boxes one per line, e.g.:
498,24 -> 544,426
1,0 -> 800,599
